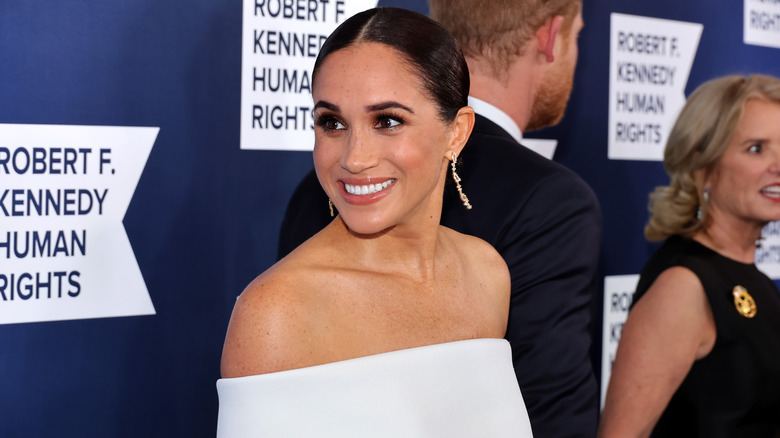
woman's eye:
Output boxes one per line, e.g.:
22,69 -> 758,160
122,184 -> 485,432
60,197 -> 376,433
316,116 -> 346,131
376,116 -> 402,129
326,119 -> 345,130
748,143 -> 762,153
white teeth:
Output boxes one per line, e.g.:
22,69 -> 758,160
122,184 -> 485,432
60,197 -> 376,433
763,186 -> 780,197
345,179 -> 395,195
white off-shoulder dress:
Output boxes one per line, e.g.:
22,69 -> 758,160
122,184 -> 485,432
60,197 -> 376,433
216,338 -> 533,437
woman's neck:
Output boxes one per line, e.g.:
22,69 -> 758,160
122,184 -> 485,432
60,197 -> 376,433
331,214 -> 444,284
693,218 -> 764,264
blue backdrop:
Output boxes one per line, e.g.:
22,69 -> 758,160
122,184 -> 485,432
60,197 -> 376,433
1,0 -> 779,436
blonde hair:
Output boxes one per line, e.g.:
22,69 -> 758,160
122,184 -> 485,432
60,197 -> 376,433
428,0 -> 581,78
646,74 -> 780,241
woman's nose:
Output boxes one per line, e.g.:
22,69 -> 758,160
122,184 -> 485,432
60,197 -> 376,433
339,129 -> 378,173
769,144 -> 780,174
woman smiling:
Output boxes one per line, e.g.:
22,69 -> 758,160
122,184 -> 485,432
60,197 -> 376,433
217,8 -> 533,437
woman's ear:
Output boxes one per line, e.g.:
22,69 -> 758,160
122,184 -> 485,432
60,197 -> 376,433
446,106 -> 475,159
692,168 -> 705,188
692,164 -> 714,189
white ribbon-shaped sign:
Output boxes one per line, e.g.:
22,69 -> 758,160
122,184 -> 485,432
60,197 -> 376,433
608,13 -> 703,161
0,124 -> 157,324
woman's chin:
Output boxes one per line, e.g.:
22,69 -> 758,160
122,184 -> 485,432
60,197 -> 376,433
342,216 -> 393,237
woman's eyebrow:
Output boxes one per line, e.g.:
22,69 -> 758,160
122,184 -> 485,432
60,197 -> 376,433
313,100 -> 339,112
366,101 -> 414,113
313,100 -> 414,114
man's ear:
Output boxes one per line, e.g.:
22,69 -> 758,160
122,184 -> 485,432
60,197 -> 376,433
536,15 -> 564,63
446,106 -> 476,159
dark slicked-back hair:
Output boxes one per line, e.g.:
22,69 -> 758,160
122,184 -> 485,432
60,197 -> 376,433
312,7 -> 469,123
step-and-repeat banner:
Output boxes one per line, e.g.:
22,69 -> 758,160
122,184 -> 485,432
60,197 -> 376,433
1,0 -> 778,435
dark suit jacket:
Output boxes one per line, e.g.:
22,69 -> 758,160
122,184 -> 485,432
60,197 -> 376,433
277,114 -> 602,438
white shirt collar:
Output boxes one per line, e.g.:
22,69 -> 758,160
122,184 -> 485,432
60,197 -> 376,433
467,96 -> 523,143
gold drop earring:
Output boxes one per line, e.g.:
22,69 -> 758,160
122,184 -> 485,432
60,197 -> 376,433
451,153 -> 472,210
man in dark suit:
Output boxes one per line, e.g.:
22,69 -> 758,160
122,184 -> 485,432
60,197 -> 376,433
278,1 -> 601,436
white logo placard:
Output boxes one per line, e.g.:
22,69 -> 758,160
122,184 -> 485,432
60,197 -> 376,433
601,274 -> 640,408
755,221 -> 780,279
240,0 -> 378,151
0,124 -> 157,324
608,13 -> 702,161
744,0 -> 780,49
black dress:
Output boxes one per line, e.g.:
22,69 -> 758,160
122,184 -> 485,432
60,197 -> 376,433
633,235 -> 780,437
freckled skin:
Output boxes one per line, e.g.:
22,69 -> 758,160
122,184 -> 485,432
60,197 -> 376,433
220,43 -> 510,378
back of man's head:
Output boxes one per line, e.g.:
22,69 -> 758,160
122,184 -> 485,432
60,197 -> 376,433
429,0 -> 581,77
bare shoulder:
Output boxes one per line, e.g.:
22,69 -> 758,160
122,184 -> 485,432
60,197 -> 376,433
444,225 -> 506,269
629,266 -> 710,338
599,266 -> 715,436
636,266 -> 714,346
220,256 -> 320,378
651,265 -> 702,289
635,266 -> 709,322
441,226 -> 510,297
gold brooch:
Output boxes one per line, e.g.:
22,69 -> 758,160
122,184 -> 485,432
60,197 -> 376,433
732,285 -> 757,318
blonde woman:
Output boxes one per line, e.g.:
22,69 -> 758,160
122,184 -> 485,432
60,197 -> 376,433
600,74 -> 780,437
